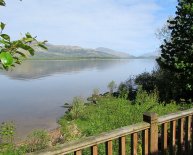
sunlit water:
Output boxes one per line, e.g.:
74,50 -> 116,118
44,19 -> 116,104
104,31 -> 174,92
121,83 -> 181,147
0,59 -> 156,140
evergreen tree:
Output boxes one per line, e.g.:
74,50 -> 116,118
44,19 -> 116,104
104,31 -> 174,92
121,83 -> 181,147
157,0 -> 193,101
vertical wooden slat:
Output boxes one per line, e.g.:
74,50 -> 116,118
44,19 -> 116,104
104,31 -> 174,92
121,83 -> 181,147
161,123 -> 168,155
119,136 -> 126,155
131,133 -> 138,155
105,140 -> 113,155
142,129 -> 149,155
178,118 -> 184,155
170,120 -> 176,155
185,116 -> 191,154
74,150 -> 82,155
91,145 -> 98,155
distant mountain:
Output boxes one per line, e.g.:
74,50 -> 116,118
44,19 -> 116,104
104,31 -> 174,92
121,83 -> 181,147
31,44 -> 134,59
137,51 -> 160,59
95,47 -> 135,58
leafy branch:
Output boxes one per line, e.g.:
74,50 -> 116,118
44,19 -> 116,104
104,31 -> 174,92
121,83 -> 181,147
0,0 -> 47,70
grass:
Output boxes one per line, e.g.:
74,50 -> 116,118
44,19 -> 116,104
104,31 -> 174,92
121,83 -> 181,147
59,90 -> 192,140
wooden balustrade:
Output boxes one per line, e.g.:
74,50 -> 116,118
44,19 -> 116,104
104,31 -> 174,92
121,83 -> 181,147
31,108 -> 193,155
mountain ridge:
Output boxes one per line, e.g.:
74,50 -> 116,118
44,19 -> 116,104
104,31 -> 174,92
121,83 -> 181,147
32,44 -> 158,59
32,44 -> 135,59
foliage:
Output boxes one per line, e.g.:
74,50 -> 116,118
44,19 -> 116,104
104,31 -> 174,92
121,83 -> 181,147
0,122 -> 25,154
157,0 -> 193,101
24,129 -> 50,152
58,120 -> 82,142
135,72 -> 157,93
0,122 -> 15,147
117,82 -> 129,99
59,92 -> 192,154
107,80 -> 117,94
0,0 -> 5,6
89,88 -> 100,104
0,0 -> 47,70
0,127 -> 50,154
135,69 -> 191,102
59,93 -> 191,138
117,77 -> 137,100
68,97 -> 85,120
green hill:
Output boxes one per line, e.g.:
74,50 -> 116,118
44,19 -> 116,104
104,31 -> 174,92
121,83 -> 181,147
31,44 -> 135,59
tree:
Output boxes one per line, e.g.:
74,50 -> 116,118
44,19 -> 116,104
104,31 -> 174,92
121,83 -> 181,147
0,0 -> 47,70
157,0 -> 193,101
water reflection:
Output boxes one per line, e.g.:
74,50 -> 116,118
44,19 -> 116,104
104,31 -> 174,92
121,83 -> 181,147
1,60 -> 129,80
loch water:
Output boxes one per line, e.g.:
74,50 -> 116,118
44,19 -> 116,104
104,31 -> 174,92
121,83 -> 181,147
0,59 -> 156,140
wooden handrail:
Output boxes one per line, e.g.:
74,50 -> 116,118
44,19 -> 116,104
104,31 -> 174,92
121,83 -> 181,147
32,122 -> 150,155
158,108 -> 193,124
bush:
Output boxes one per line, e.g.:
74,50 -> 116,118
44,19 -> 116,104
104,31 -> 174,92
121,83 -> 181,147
88,88 -> 100,104
0,121 -> 15,150
118,82 -> 128,99
25,129 -> 50,152
58,120 -> 82,142
117,77 -> 137,100
68,97 -> 85,120
135,72 -> 156,93
135,69 -> 193,102
0,122 -> 15,143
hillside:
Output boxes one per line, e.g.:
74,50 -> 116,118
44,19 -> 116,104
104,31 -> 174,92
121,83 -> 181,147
31,44 -> 135,59
137,51 -> 160,59
96,47 -> 135,58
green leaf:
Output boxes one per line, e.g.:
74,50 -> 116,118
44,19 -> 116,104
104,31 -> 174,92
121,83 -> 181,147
38,43 -> 47,50
19,44 -> 35,55
15,51 -> 27,58
24,37 -> 34,43
0,0 -> 5,6
0,22 -> 5,30
1,34 -> 10,41
0,52 -> 13,67
25,32 -> 32,38
0,39 -> 10,46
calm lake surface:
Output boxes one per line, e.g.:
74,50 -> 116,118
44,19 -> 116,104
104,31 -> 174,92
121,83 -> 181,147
0,59 -> 156,140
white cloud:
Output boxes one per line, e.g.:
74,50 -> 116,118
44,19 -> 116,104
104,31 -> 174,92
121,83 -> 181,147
0,0 -> 176,55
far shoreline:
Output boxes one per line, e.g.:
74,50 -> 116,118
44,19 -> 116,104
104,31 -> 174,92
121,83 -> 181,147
27,57 -> 157,61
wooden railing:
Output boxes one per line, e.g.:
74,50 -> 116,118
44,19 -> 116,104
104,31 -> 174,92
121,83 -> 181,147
34,108 -> 193,155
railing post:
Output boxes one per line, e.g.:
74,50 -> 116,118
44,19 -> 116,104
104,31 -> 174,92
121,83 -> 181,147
143,112 -> 158,155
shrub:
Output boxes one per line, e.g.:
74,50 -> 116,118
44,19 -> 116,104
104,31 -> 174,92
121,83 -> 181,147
89,88 -> 100,104
0,121 -> 15,150
117,77 -> 137,100
118,82 -> 128,99
69,97 -> 85,120
135,72 -> 156,93
59,120 -> 82,142
25,129 -> 50,152
135,69 -> 191,102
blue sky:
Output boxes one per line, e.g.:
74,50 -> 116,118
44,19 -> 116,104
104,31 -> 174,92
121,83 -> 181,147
0,0 -> 177,56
